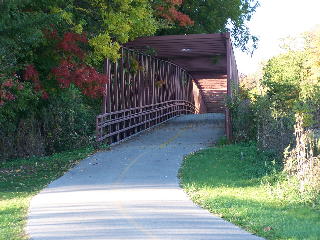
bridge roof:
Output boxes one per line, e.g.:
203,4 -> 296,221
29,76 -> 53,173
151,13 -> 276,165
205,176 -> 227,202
125,33 -> 228,75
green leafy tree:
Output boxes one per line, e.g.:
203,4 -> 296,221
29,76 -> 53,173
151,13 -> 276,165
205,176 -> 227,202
260,28 -> 320,205
55,0 -> 158,63
157,0 -> 259,53
230,27 -> 320,155
0,0 -> 59,75
0,0 -> 162,159
0,0 -> 160,104
262,29 -> 320,118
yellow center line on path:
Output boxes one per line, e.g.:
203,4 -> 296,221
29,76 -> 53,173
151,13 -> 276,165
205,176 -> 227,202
115,151 -> 147,184
113,124 -> 192,240
159,124 -> 193,149
113,149 -> 159,240
159,131 -> 183,149
112,123 -> 193,239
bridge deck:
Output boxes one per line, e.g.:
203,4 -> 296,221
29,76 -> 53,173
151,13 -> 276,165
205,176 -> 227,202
27,114 -> 262,240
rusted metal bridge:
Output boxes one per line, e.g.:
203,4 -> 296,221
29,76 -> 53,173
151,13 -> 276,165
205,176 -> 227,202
96,33 -> 238,144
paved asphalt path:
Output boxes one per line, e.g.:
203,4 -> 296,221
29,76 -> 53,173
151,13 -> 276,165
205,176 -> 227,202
26,114 -> 263,240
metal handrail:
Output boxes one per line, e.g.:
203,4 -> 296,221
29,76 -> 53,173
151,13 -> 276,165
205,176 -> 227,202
96,47 -> 200,144
96,100 -> 196,142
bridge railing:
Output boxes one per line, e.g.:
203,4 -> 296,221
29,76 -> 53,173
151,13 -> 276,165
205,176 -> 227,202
96,47 -> 199,144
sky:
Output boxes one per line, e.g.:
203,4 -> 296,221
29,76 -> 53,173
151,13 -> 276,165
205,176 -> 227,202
234,0 -> 320,75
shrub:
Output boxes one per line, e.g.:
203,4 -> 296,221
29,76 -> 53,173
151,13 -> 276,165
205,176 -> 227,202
0,114 -> 46,161
255,97 -> 295,155
0,77 -> 42,161
228,87 -> 257,142
282,114 -> 320,205
0,85 -> 99,161
41,86 -> 99,154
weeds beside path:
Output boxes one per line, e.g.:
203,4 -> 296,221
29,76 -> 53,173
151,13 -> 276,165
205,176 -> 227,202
179,144 -> 320,240
0,147 -> 96,240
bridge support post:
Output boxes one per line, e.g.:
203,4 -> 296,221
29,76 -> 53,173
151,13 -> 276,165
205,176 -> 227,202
225,33 -> 233,141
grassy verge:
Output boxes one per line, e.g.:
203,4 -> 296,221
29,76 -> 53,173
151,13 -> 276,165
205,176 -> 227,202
0,146 -> 98,240
179,143 -> 320,240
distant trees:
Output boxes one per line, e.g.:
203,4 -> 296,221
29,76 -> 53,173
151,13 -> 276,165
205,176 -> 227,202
230,27 -> 320,205
233,27 -> 320,143
262,27 -> 320,118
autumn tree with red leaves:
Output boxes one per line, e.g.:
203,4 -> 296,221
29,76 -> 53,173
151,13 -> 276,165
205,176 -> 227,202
155,0 -> 194,27
24,64 -> 48,99
48,31 -> 108,98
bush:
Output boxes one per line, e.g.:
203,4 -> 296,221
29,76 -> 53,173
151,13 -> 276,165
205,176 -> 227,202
282,115 -> 320,205
0,86 -> 99,161
0,114 -> 46,161
42,87 -> 99,153
228,87 -> 257,142
0,79 -> 43,161
255,98 -> 295,155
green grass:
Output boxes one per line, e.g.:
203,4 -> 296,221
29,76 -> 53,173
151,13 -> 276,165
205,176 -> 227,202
0,146 -> 97,240
179,144 -> 320,240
